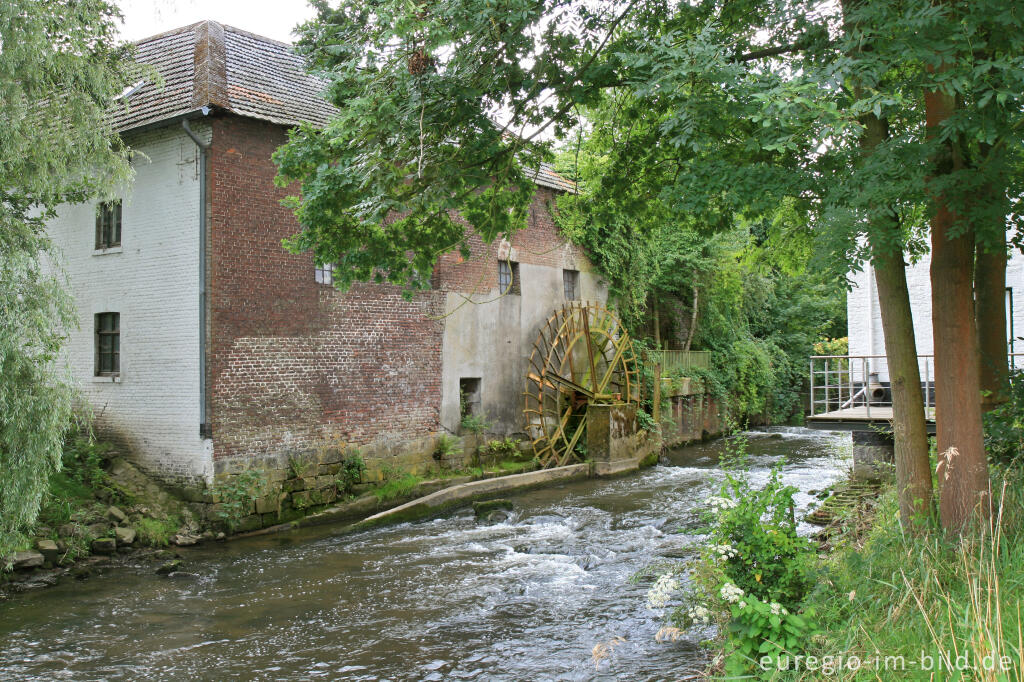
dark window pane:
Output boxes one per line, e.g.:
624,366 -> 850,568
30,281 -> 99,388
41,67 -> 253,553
96,200 -> 122,248
498,261 -> 511,292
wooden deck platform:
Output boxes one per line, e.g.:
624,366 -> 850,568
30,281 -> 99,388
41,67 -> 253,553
807,406 -> 936,434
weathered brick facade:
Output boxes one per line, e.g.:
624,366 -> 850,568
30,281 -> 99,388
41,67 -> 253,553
207,115 -> 445,471
433,186 -> 592,294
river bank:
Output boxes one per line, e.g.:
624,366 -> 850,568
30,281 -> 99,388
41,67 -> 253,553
763,466 -> 1024,681
0,427 -> 848,681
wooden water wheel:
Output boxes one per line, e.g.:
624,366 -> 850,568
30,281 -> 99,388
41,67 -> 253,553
524,302 -> 640,468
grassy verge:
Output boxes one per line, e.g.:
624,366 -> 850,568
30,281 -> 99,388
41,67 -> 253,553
768,468 -> 1024,681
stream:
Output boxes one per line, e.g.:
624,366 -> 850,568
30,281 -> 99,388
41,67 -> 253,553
0,427 -> 850,681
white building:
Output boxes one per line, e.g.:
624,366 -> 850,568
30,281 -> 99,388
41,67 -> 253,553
847,251 -> 1024,382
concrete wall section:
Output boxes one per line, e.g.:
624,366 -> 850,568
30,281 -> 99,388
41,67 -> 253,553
437,212 -> 608,436
45,123 -> 213,486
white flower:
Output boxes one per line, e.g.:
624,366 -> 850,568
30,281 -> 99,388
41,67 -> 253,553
647,573 -> 680,609
769,602 -> 784,616
686,604 -> 711,625
720,582 -> 745,603
704,496 -> 738,511
738,600 -> 747,609
708,543 -> 738,559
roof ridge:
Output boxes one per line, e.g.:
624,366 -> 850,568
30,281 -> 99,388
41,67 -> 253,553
221,23 -> 297,50
128,20 -> 298,51
129,20 -> 206,46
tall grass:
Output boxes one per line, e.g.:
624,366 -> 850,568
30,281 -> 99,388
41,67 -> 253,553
769,469 -> 1024,681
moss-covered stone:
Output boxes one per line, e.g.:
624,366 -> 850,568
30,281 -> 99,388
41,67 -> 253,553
472,499 -> 514,518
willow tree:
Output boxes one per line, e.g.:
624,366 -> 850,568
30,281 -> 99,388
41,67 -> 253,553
1,0 -> 137,557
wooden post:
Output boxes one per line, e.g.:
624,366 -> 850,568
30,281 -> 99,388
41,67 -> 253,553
652,362 -> 662,427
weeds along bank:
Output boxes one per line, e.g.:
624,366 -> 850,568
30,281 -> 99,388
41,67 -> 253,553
0,416 -> 540,589
643,434 -> 1024,680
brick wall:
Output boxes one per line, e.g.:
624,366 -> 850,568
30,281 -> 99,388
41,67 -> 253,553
433,186 -> 593,294
207,115 -> 444,467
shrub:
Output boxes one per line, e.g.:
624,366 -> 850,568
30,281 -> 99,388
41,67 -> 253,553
135,516 -> 180,547
460,412 -> 492,435
983,368 -> 1024,465
434,433 -> 462,460
211,470 -> 268,531
336,451 -> 366,494
665,435 -> 817,677
483,437 -> 520,458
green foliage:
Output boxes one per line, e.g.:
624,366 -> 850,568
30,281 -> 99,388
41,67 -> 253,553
134,516 -> 180,548
434,434 -> 463,459
769,472 -> 1024,680
459,413 -> 492,435
211,470 -> 268,531
676,436 -> 817,676
373,473 -> 423,502
1,0 -> 141,559
60,424 -> 113,491
336,452 -> 366,494
287,455 -> 314,479
812,337 -> 849,357
984,370 -> 1024,466
482,437 -> 520,458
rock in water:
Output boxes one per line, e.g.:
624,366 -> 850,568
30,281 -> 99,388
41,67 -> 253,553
484,510 -> 510,524
155,559 -> 182,576
12,550 -> 44,570
473,499 -> 514,519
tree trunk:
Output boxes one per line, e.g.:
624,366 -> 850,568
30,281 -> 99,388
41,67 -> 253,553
975,241 -> 1008,412
974,148 -> 1010,413
683,288 -> 699,352
860,115 -> 934,526
926,85 -> 990,533
653,303 -> 661,348
839,0 -> 933,525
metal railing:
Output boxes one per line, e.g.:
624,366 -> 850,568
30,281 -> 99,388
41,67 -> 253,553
809,353 -> 1024,419
648,350 -> 711,373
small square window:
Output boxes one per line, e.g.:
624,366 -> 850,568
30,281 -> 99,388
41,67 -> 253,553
498,260 -> 520,295
95,201 -> 122,249
95,312 -> 120,376
563,269 -> 580,300
315,262 -> 335,285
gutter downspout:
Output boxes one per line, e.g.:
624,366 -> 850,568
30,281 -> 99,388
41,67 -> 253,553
182,113 -> 211,438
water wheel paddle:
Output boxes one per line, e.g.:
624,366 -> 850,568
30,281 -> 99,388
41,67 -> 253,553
524,302 -> 640,468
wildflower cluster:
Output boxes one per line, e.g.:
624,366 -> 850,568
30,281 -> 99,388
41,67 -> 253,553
705,495 -> 737,511
708,543 -> 738,559
686,604 -> 711,625
646,573 -> 679,609
720,582 -> 745,603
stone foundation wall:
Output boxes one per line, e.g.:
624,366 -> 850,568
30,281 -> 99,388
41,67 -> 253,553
662,394 -> 725,447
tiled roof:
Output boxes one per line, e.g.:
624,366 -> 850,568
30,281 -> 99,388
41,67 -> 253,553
114,20 -> 573,192
529,163 -> 577,193
111,20 -> 334,132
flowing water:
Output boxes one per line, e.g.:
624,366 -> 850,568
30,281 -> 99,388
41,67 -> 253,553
0,428 -> 850,681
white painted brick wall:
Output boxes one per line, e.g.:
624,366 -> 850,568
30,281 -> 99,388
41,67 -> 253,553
45,122 -> 213,486
848,248 -> 1024,381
